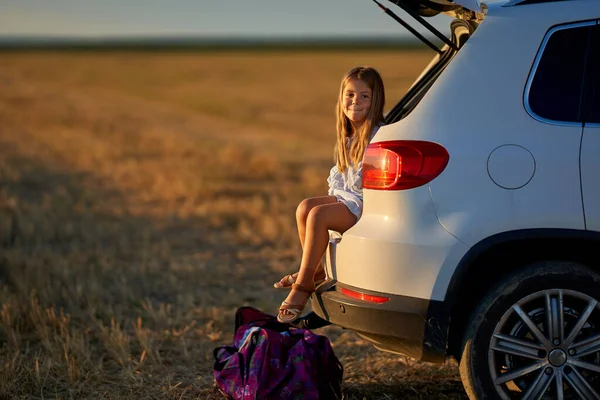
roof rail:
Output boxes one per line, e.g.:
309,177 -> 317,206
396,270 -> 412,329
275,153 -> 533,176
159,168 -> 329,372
503,0 -> 572,7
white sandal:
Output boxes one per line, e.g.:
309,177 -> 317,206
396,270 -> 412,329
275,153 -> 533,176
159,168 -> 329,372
277,283 -> 314,323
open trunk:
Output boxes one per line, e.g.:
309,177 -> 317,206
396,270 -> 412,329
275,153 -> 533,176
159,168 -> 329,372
373,0 -> 487,123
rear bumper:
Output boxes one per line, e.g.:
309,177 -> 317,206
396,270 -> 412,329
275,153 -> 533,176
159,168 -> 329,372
311,283 -> 449,363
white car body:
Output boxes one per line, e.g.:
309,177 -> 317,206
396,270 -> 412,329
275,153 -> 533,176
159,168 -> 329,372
311,1 -> 600,398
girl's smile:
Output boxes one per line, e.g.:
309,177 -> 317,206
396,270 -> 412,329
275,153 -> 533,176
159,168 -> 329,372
343,78 -> 373,128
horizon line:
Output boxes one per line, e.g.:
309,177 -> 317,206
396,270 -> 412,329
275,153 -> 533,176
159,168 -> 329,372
0,35 -> 441,51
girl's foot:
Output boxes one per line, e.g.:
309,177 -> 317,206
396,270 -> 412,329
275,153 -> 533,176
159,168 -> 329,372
273,269 -> 326,289
277,283 -> 314,323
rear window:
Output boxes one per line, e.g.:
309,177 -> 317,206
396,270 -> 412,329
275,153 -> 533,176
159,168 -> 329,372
526,23 -> 594,124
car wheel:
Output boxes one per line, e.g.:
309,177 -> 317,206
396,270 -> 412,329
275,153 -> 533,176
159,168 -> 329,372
459,261 -> 600,399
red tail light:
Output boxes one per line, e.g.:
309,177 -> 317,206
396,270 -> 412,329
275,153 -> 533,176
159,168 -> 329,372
341,288 -> 390,304
363,140 -> 449,190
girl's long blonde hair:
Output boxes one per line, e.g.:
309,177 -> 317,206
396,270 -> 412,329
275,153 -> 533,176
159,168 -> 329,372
334,66 -> 385,172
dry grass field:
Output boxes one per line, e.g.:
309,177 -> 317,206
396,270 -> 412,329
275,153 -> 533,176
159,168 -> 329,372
0,49 -> 467,399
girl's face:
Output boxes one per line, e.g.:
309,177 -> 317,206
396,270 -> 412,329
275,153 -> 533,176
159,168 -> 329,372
342,78 -> 372,129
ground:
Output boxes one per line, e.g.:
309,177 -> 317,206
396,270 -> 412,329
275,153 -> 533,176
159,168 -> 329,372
0,49 -> 467,399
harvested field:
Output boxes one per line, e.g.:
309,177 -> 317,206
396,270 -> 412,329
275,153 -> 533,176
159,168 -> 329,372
0,50 -> 467,399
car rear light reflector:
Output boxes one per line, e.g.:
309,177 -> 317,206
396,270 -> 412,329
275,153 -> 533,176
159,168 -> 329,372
341,287 -> 390,304
363,140 -> 449,190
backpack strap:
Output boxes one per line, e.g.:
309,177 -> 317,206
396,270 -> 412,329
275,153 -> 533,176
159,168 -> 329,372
213,345 -> 242,373
213,346 -> 236,364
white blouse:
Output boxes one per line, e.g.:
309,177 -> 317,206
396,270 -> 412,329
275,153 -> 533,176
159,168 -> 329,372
327,126 -> 380,219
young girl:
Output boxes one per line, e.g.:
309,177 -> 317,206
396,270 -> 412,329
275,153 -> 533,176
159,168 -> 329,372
275,66 -> 386,323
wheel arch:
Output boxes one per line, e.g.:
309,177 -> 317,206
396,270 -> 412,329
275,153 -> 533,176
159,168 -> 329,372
444,228 -> 600,360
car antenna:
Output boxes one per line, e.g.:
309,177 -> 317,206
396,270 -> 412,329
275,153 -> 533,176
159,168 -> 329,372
372,0 -> 458,53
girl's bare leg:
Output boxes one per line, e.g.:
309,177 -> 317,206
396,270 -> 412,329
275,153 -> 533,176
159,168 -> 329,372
275,196 -> 336,287
279,201 -> 357,318
296,196 -> 338,249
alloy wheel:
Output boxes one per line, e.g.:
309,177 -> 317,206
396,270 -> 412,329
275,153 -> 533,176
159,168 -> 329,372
489,289 -> 600,399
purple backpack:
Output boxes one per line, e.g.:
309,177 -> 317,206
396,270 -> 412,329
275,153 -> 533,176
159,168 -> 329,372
213,307 -> 343,399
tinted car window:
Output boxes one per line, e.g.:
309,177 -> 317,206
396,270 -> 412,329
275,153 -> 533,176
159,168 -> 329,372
528,25 -> 592,123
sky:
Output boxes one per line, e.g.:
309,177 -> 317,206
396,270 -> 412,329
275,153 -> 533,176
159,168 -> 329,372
0,0 -> 451,39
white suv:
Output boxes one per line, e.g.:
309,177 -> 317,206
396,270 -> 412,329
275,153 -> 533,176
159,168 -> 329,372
309,0 -> 600,398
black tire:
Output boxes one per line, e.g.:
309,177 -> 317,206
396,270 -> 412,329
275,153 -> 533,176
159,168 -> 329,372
459,261 -> 600,400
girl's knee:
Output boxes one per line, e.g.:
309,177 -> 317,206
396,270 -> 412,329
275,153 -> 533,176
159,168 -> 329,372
296,199 -> 308,216
296,198 -> 311,222
296,198 -> 320,221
